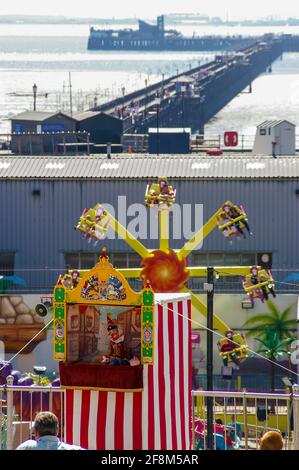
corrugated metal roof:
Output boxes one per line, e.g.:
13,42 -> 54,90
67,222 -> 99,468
258,119 -> 295,128
11,111 -> 75,122
75,111 -> 99,121
73,111 -> 113,121
0,154 -> 299,179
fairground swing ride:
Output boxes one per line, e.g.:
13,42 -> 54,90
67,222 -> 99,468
51,177 -> 275,450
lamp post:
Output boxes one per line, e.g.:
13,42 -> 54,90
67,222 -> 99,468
33,83 -> 37,111
200,95 -> 205,136
94,93 -> 98,109
69,72 -> 73,116
181,84 -> 186,131
144,79 -> 148,119
154,97 -> 161,156
204,266 -> 214,450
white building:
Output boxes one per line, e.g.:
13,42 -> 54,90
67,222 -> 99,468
253,120 -> 296,156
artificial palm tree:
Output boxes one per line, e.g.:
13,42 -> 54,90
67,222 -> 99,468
243,300 -> 296,340
254,327 -> 293,391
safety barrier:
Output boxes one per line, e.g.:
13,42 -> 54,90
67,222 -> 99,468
192,388 -> 299,450
1,268 -> 298,295
2,383 -> 299,450
120,132 -> 299,153
0,383 -> 65,450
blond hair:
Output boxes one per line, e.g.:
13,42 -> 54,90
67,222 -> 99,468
259,431 -> 284,450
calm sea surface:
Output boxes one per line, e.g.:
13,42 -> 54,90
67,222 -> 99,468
1,23 -> 299,135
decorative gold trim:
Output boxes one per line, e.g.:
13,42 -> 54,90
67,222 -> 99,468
66,248 -> 141,306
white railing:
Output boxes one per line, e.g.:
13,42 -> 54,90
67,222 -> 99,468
192,389 -> 298,450
120,133 -> 299,153
1,382 -> 299,450
192,133 -> 299,152
0,383 -> 65,450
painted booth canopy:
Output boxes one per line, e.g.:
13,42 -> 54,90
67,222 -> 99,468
53,249 -> 155,384
65,250 -> 141,306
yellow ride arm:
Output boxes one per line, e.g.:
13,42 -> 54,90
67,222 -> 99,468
178,206 -> 223,259
107,212 -> 150,259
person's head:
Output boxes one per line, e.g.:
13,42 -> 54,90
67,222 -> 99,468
225,330 -> 234,340
230,415 -> 236,423
159,178 -> 168,189
72,270 -> 79,280
259,431 -> 284,450
33,412 -> 59,439
223,204 -> 231,213
215,419 -> 223,425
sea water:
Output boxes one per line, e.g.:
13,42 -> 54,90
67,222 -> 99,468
1,22 -> 299,135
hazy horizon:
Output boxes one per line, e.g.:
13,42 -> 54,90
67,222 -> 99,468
1,13 -> 299,22
0,1 -> 299,21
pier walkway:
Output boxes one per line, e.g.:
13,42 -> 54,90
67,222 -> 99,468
94,37 -> 284,134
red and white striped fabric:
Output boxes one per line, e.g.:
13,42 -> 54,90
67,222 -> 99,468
64,294 -> 192,450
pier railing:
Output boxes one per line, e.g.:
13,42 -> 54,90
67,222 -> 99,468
0,131 -> 92,156
2,131 -> 299,155
122,132 -> 299,153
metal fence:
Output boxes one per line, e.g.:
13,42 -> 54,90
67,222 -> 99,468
1,131 -> 299,155
192,389 -> 299,450
120,132 -> 299,153
187,268 -> 299,294
0,383 -> 65,450
197,374 -> 293,393
0,268 -> 298,295
1,382 -> 299,450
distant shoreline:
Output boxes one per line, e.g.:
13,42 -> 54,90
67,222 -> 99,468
1,15 -> 299,27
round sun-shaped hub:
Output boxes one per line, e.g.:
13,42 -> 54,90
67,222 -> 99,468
141,249 -> 189,292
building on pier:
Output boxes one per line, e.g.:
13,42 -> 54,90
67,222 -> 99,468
88,15 -> 256,52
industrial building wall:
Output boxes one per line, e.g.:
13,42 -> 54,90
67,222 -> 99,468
0,178 -> 298,290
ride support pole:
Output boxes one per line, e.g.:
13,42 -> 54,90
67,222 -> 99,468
205,266 -> 214,449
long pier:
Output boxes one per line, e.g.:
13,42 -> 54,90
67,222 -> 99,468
88,32 -> 257,52
94,36 -> 285,135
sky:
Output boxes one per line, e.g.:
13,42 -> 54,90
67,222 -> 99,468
1,0 -> 299,20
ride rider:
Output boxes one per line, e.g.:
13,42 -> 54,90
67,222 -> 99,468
250,267 -> 276,300
222,204 -> 252,238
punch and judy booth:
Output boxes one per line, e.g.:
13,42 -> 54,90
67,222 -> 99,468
53,251 -> 192,450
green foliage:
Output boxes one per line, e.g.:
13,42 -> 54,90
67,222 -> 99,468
244,303 -> 296,392
243,300 -> 296,340
254,327 -> 293,361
